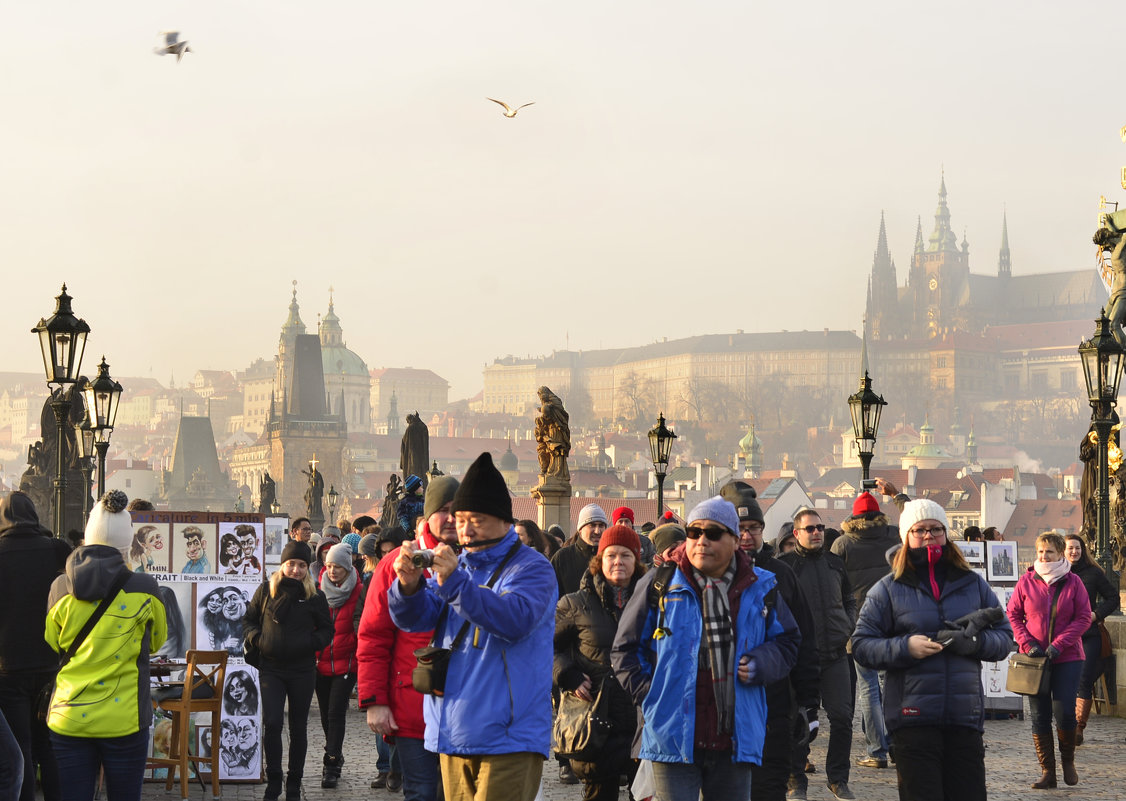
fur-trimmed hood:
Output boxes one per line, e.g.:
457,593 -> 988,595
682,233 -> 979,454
841,513 -> 890,536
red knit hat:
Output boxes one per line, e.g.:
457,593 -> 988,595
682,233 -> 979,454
597,524 -> 641,562
611,506 -> 634,525
852,491 -> 880,516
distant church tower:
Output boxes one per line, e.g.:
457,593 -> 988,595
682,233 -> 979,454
910,173 -> 970,338
998,210 -> 1012,279
866,211 -> 900,340
275,281 -> 306,410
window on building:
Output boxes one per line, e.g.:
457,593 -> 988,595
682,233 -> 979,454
1061,370 -> 1076,390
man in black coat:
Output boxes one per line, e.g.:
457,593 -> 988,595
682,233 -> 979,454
720,482 -> 819,801
0,492 -> 71,801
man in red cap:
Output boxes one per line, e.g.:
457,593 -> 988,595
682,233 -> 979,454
831,491 -> 900,771
611,506 -> 655,566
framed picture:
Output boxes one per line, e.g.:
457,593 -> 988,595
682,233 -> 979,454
264,517 -> 289,565
972,566 -> 987,579
986,541 -> 1018,582
958,541 -> 984,564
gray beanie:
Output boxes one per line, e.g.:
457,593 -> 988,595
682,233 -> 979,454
424,475 -> 461,519
576,503 -> 608,531
326,543 -> 354,568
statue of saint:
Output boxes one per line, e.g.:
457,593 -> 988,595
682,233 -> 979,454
258,471 -> 276,514
535,386 -> 571,482
400,412 -> 430,488
302,466 -> 324,522
1095,224 -> 1126,348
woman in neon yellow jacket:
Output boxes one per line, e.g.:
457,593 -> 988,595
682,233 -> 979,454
44,491 -> 167,801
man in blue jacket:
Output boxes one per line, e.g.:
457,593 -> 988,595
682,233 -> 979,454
389,452 -> 557,801
612,496 -> 802,801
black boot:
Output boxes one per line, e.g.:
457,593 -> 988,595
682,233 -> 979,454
321,755 -> 342,789
285,773 -> 302,801
264,772 -> 283,801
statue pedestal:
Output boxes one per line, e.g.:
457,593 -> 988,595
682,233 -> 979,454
532,477 -> 571,536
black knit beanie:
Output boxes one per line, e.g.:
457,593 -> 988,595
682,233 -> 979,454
281,539 -> 313,565
720,481 -> 765,524
450,453 -> 512,522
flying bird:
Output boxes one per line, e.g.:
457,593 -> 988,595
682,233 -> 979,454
486,97 -> 534,118
154,31 -> 191,62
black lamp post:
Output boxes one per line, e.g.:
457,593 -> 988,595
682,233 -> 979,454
84,356 -> 123,499
848,339 -> 887,488
328,485 -> 339,521
32,284 -> 90,537
1079,312 -> 1125,574
648,413 -> 677,518
74,420 -> 95,525
271,498 -> 282,516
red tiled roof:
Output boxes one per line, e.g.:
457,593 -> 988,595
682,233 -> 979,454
509,498 -> 664,531
986,320 -> 1093,351
1002,499 -> 1083,547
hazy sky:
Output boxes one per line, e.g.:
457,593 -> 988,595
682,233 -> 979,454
1,1 -> 1119,399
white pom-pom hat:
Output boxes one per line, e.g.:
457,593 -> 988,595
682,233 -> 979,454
85,490 -> 134,551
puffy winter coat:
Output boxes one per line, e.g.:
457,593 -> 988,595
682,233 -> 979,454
611,546 -> 801,765
244,577 -> 332,671
831,512 -> 900,610
388,528 -> 558,757
1070,560 -> 1120,639
554,569 -> 640,781
1007,568 -> 1090,663
852,553 -> 1012,733
44,545 -> 168,738
0,492 -> 71,674
778,545 -> 855,663
316,569 -> 365,677
356,528 -> 445,740
551,538 -> 597,598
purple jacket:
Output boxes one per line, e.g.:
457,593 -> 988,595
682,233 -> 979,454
1006,568 -> 1090,663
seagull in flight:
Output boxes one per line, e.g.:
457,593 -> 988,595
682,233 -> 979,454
154,31 -> 192,62
487,97 -> 534,118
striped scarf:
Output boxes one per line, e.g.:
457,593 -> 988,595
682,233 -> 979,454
692,559 -> 737,734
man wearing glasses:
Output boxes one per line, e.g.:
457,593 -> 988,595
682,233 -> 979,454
612,496 -> 801,801
779,509 -> 857,801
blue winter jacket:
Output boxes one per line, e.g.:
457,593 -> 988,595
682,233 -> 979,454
611,549 -> 801,765
852,560 -> 1012,733
388,529 -> 557,757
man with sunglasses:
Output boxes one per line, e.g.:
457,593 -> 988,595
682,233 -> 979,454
612,496 -> 801,801
778,510 -> 857,801
721,482 -> 820,801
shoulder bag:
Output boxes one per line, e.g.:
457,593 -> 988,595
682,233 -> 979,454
552,676 -> 614,761
38,570 -> 130,722
1006,580 -> 1065,696
411,541 -> 522,697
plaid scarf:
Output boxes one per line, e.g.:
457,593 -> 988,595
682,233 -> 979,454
692,559 -> 737,734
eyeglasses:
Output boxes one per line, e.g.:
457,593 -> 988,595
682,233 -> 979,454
740,523 -> 765,534
797,524 -> 825,533
686,525 -> 730,542
908,526 -> 947,538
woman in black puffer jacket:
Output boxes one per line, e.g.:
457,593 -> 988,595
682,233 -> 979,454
554,525 -> 646,801
1063,533 -> 1119,744
244,541 -> 332,801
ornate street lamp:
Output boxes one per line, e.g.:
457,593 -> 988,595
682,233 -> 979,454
84,356 -> 123,499
328,485 -> 339,520
848,337 -> 887,489
648,412 -> 677,518
32,284 -> 90,536
270,498 -> 282,516
1079,312 -> 1125,573
74,420 -> 95,525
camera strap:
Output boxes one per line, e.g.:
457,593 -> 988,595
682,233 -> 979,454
426,540 -> 524,650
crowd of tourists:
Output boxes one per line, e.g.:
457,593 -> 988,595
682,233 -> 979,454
0,455 -> 1120,801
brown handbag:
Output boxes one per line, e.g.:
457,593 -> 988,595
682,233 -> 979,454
1005,580 -> 1064,696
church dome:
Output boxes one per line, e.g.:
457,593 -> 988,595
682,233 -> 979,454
500,444 -> 518,471
319,294 -> 368,378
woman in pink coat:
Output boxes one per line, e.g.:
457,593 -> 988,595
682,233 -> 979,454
1006,532 -> 1092,790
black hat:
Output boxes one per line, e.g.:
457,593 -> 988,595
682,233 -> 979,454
720,481 -> 765,524
281,539 -> 313,565
451,453 -> 513,522
424,475 -> 461,519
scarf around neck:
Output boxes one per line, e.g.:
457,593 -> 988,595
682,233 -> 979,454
321,566 -> 357,608
691,559 -> 737,735
1034,556 -> 1070,585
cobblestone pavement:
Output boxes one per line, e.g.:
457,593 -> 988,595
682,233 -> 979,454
139,699 -> 1126,801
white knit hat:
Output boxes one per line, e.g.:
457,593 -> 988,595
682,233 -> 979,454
576,503 -> 608,530
897,499 -> 948,543
85,490 -> 134,552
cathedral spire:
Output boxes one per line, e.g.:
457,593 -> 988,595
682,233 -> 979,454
913,215 -> 924,256
874,211 -> 891,266
928,171 -> 959,253
998,209 -> 1011,278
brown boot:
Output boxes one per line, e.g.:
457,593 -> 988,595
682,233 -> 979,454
1058,728 -> 1079,786
1031,733 -> 1057,789
1075,697 -> 1092,745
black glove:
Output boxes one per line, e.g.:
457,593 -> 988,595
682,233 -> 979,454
943,607 -> 1005,638
792,706 -> 819,745
1045,645 -> 1061,660
936,629 -> 978,657
1026,645 -> 1046,658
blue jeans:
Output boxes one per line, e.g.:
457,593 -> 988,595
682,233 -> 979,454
395,736 -> 439,801
376,736 -> 400,774
855,662 -> 889,759
1029,660 -> 1082,735
50,729 -> 149,801
0,709 -> 24,801
651,750 -> 752,801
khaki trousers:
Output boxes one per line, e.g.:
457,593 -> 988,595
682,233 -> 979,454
439,752 -> 543,801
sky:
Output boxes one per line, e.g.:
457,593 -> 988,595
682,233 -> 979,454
0,1 -> 1121,400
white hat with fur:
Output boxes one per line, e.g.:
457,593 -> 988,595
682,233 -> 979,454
85,490 -> 134,552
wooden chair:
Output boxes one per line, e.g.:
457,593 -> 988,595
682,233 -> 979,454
148,649 -> 228,799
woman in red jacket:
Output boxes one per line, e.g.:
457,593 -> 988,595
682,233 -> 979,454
1006,532 -> 1092,789
315,544 -> 366,789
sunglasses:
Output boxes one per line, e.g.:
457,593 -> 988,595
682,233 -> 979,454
686,525 -> 730,542
797,524 -> 825,533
